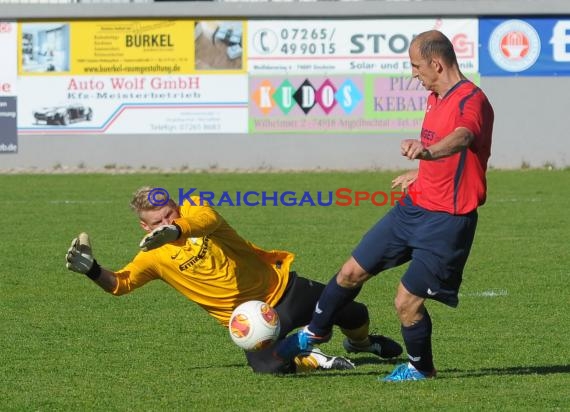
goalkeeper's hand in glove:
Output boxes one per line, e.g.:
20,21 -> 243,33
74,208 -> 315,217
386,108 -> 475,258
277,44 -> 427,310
66,233 -> 101,280
139,224 -> 181,251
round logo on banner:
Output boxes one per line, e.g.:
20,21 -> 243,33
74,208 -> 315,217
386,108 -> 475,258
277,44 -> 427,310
488,20 -> 541,72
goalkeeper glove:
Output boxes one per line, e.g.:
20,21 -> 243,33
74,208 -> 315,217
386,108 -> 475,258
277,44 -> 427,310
66,233 -> 101,280
139,224 -> 181,251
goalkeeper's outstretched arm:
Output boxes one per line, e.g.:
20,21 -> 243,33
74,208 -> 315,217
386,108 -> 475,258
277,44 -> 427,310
65,233 -> 118,292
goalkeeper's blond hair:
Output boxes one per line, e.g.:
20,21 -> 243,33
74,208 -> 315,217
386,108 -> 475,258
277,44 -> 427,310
130,186 -> 177,217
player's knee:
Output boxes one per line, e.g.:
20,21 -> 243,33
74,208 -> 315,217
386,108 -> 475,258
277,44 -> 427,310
394,294 -> 424,326
394,294 -> 413,322
337,259 -> 369,288
394,294 -> 407,317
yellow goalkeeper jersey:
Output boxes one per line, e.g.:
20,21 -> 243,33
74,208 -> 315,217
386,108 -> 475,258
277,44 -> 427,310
111,198 -> 293,326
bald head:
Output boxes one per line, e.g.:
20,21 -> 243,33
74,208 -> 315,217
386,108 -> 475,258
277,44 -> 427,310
410,30 -> 458,68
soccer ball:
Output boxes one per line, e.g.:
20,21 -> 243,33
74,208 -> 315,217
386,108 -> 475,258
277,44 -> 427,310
229,300 -> 281,351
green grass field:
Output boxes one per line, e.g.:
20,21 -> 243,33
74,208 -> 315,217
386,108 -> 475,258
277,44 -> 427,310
1,170 -> 569,411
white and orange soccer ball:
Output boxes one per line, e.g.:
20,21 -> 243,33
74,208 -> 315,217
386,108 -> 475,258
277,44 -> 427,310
229,300 -> 281,351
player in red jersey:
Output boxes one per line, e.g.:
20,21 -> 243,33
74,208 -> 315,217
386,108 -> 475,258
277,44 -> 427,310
406,65 -> 493,215
274,30 -> 494,382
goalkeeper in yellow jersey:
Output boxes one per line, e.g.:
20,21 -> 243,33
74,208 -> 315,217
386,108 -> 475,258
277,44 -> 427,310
65,186 -> 402,374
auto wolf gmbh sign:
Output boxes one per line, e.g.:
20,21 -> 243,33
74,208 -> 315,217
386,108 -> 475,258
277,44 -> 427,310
16,20 -> 248,134
247,18 -> 478,75
17,75 -> 248,134
480,18 -> 570,76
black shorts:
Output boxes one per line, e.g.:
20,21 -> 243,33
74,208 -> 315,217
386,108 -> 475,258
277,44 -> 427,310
245,272 -> 369,373
352,196 -> 478,307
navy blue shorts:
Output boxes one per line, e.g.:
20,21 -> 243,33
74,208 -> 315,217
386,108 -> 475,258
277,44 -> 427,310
352,196 -> 478,307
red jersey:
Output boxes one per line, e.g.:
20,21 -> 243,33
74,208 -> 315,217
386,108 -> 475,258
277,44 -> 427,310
410,80 -> 494,214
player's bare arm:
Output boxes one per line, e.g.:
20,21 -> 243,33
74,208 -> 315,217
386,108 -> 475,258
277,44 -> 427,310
419,127 -> 474,160
401,128 -> 474,161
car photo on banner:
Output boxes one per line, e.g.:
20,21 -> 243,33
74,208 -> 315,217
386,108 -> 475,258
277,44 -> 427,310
33,103 -> 93,126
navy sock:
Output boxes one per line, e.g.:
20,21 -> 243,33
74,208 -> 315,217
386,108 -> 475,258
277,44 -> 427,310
307,274 -> 361,336
401,310 -> 434,374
